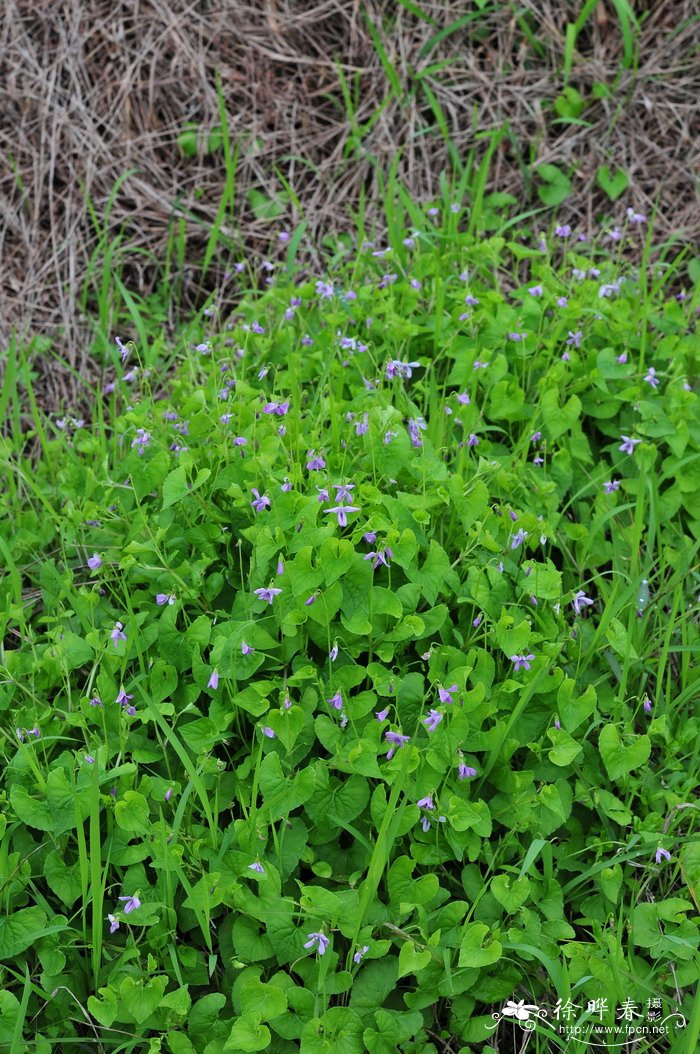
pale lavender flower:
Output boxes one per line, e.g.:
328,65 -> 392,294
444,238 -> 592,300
116,687 -> 133,707
316,487 -> 330,503
306,450 -> 326,471
528,285 -> 543,297
334,483 -> 356,502
566,330 -> 582,348
107,914 -> 119,933
208,670 -> 219,690
241,641 -> 255,655
423,709 -> 443,732
118,895 -> 141,914
530,431 -> 542,443
572,590 -> 594,615
329,643 -> 339,661
304,931 -> 330,955
458,761 -> 477,780
87,553 -> 103,572
254,586 -> 283,605
131,428 -> 151,454
84,754 -> 95,764
627,208 -> 646,224
603,480 -> 621,493
617,352 -> 628,364
467,433 -> 479,447
116,336 -> 129,362
655,847 -> 671,864
281,477 -> 292,492
251,488 -> 271,512
385,359 -> 421,380
278,230 -> 291,242
557,296 -> 568,307
89,696 -> 103,707
375,707 -> 389,721
385,730 -> 410,759
417,795 -> 434,810
353,945 -> 369,964
156,593 -> 175,606
355,413 -> 369,436
277,559 -> 284,575
511,529 -> 528,550
456,391 -> 470,405
438,684 -> 458,704
619,436 -> 641,455
644,367 -> 659,388
643,698 -> 652,713
111,621 -> 126,646
262,726 -> 276,738
465,294 -> 479,306
327,691 -> 343,711
251,321 -> 265,334
511,654 -> 535,672
164,788 -> 173,801
323,504 -> 360,527
249,860 -> 265,874
305,594 -> 317,606
555,225 -> 571,237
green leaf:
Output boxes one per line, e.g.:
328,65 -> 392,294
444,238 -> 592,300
536,164 -> 572,206
225,1014 -> 272,1051
240,979 -> 287,1021
397,940 -> 432,979
0,907 -> 48,959
491,875 -> 530,913
599,726 -> 651,780
87,987 -> 118,1029
162,465 -> 190,510
115,790 -> 151,835
596,165 -> 629,201
547,728 -> 583,766
120,976 -> 168,1025
458,923 -> 502,967
557,679 -> 597,732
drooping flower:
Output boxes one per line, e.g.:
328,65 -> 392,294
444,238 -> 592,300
107,914 -> 119,933
156,593 -> 176,606
528,284 -> 543,297
353,944 -> 370,964
644,367 -> 659,388
375,707 -> 389,721
262,726 -> 276,738
603,480 -> 621,493
87,553 -> 103,572
304,931 -> 330,955
249,861 -> 265,874
116,687 -> 133,707
655,847 -> 671,864
118,895 -> 141,914
327,691 -> 343,711
164,788 -> 173,801
208,670 -> 219,690
458,761 -> 477,780
572,590 -> 594,615
438,684 -> 458,704
329,643 -> 339,662
241,641 -> 255,655
417,795 -> 435,810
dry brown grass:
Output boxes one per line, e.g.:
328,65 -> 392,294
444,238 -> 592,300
1,1 -> 698,411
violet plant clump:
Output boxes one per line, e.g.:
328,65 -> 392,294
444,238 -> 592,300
0,206 -> 698,1047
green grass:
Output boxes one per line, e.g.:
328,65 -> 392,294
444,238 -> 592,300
0,192 -> 699,1054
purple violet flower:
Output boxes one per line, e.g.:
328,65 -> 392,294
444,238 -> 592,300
438,684 -> 458,704
655,847 -> 671,864
118,895 -> 141,914
511,654 -> 535,672
324,504 -> 360,527
306,450 -> 326,471
251,488 -> 271,512
87,553 -> 103,572
241,641 -> 255,655
107,914 -> 119,933
304,931 -> 330,955
111,621 -> 126,646
208,670 -> 219,690
249,861 -> 265,874
353,944 -> 370,964
385,730 -> 410,759
511,529 -> 528,550
423,709 -> 443,732
327,691 -> 343,711
619,436 -> 641,455
572,590 -> 594,615
603,480 -> 621,493
254,587 -> 283,605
